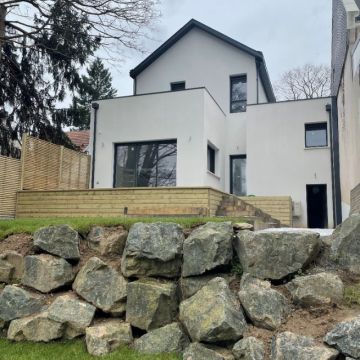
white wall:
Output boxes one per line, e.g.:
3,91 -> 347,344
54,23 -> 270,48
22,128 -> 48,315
90,88 -> 226,190
337,35 -> 360,220
203,93 -> 227,189
135,27 -> 268,114
242,98 -> 334,228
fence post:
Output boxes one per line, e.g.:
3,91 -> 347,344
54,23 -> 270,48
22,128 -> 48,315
58,146 -> 64,190
20,134 -> 28,190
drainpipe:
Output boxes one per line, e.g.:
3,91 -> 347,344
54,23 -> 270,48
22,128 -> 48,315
326,100 -> 342,226
91,102 -> 99,188
256,60 -> 260,104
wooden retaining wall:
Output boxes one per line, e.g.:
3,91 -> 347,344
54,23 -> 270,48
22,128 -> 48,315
239,196 -> 293,226
351,183 -> 360,215
16,187 -> 221,218
0,155 -> 21,218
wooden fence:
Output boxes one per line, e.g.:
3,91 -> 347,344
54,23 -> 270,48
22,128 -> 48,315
351,183 -> 360,215
0,155 -> 21,218
21,135 -> 91,191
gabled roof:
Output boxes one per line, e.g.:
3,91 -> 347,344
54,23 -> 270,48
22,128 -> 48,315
130,19 -> 276,102
66,130 -> 90,152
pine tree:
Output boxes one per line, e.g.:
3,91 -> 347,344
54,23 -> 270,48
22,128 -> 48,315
0,0 -> 159,157
69,59 -> 117,130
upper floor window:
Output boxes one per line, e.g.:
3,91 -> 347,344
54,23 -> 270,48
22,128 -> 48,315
171,81 -> 185,91
230,75 -> 247,113
305,122 -> 328,148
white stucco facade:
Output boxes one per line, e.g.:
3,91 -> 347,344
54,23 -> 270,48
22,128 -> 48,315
90,20 -> 334,228
135,27 -> 269,112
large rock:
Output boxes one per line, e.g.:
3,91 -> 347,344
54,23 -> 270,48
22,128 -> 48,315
286,272 -> 344,307
0,251 -> 24,282
134,322 -> 190,354
232,337 -> 265,360
324,316 -> 360,358
182,222 -> 233,277
87,226 -> 128,256
179,277 -> 247,343
0,259 -> 14,283
121,222 -> 184,278
238,274 -> 291,330
180,273 -> 235,299
0,285 -> 45,321
33,224 -> 80,260
8,312 -> 65,342
126,278 -> 178,331
183,343 -> 235,360
73,257 -> 127,315
234,230 -> 320,280
272,332 -> 339,360
48,294 -> 96,338
330,214 -> 360,274
22,254 -> 74,293
85,320 -> 133,356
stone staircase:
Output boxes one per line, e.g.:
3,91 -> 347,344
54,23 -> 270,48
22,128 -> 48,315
216,194 -> 282,230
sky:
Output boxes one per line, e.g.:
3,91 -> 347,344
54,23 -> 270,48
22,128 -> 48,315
108,0 -> 333,96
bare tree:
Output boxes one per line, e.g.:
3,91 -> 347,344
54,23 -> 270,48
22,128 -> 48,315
0,0 -> 160,157
274,64 -> 331,101
1,1 -> 159,52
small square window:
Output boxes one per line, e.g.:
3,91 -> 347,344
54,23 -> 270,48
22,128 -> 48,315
305,123 -> 328,148
207,145 -> 216,174
230,75 -> 247,113
171,82 -> 185,91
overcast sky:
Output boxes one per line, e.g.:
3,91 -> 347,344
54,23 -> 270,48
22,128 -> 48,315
106,0 -> 332,96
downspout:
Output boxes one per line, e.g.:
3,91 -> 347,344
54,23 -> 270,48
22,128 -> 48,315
91,102 -> 99,189
326,100 -> 342,226
256,60 -> 260,104
133,77 -> 137,95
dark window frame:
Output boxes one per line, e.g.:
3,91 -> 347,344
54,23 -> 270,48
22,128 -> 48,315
207,145 -> 216,174
305,122 -> 328,148
113,139 -> 177,188
170,81 -> 186,91
230,154 -> 247,196
230,74 -> 247,113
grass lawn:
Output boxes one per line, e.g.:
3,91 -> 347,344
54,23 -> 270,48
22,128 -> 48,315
0,216 -> 246,240
0,339 -> 181,360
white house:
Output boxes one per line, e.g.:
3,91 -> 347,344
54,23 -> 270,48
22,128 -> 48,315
90,19 -> 335,228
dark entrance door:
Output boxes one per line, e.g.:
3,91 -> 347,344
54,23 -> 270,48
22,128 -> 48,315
230,155 -> 246,196
306,184 -> 328,228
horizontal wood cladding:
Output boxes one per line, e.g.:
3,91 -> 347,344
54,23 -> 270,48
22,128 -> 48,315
16,187 -> 214,218
351,183 -> 360,215
0,156 -> 21,218
239,196 -> 293,226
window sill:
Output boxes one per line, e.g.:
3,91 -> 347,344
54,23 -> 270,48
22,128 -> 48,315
207,170 -> 221,180
304,146 -> 330,150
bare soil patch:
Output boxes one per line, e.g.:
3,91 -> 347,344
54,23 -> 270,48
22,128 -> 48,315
244,304 -> 360,359
0,233 -> 33,256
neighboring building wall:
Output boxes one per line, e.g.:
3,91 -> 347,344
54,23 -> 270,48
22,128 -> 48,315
351,183 -> 360,214
332,0 -> 348,95
90,88 -> 226,190
135,27 -> 269,114
332,0 -> 360,219
242,98 -> 334,228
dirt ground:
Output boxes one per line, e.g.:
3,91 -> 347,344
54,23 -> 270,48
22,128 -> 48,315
245,304 -> 360,359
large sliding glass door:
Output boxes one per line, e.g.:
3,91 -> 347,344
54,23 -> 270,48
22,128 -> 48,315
114,140 -> 177,187
230,155 -> 247,196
